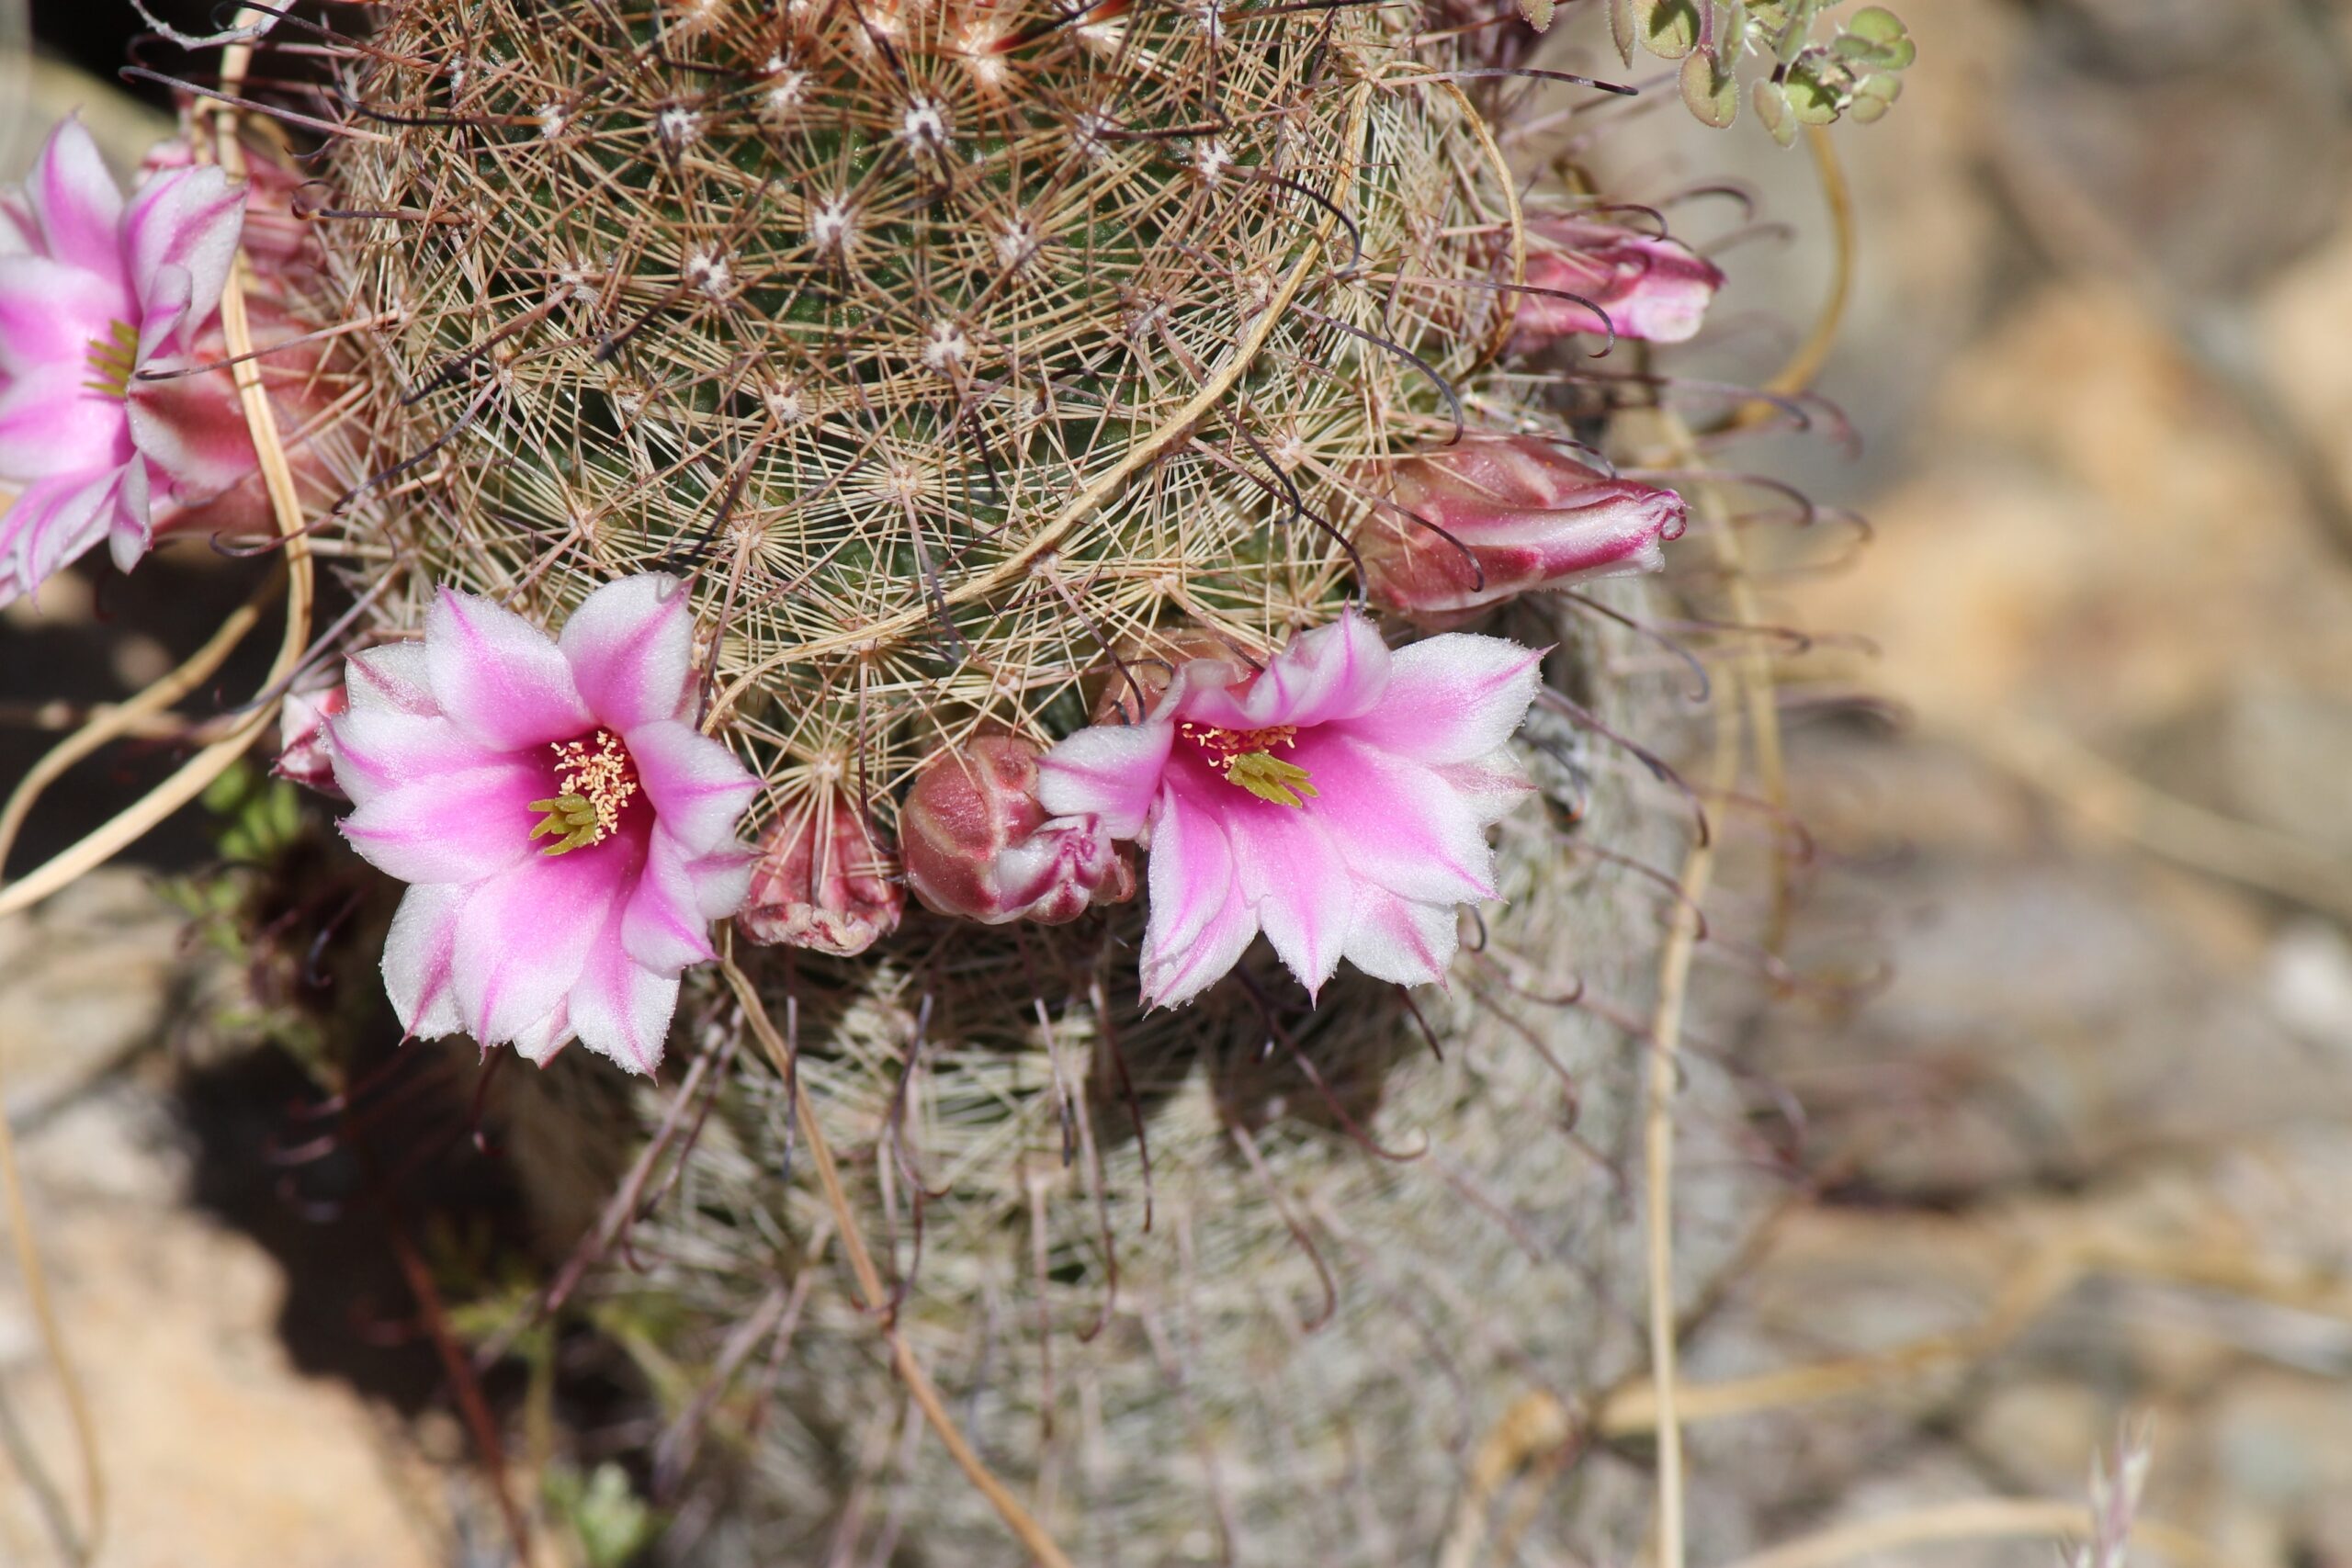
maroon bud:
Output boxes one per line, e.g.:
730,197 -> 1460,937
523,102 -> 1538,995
901,734 -> 1136,925
738,797 -> 903,956
1511,218 -> 1724,350
1359,437 -> 1686,625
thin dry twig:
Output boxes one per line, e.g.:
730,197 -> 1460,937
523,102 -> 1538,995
0,567 -> 281,875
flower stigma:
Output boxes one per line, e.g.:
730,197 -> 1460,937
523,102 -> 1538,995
529,729 -> 639,854
1181,721 -> 1317,807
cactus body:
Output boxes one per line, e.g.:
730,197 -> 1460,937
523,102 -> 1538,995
290,1 -> 1763,1559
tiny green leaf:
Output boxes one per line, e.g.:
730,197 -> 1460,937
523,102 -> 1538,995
1849,72 -> 1902,121
1610,0 -> 1638,65
1753,78 -> 1798,146
1633,0 -> 1702,60
1679,49 -> 1739,128
1520,0 -> 1556,31
1846,6 -> 1905,42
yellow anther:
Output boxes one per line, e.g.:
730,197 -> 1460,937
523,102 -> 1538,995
529,730 -> 638,852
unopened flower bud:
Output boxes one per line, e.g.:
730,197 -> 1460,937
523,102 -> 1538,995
1359,437 -> 1686,625
901,734 -> 1136,925
737,797 -> 903,956
273,677 -> 348,798
1512,218 -> 1724,349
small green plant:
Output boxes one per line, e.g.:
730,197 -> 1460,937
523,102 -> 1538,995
1587,0 -> 1916,136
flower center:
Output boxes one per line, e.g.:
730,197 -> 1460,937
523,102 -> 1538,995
1181,721 -> 1318,808
81,319 -> 140,400
528,728 -> 639,854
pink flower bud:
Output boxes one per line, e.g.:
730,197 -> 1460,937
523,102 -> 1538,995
901,734 -> 1136,925
737,797 -> 904,956
1359,437 -> 1686,624
1511,218 -> 1724,350
273,677 -> 348,798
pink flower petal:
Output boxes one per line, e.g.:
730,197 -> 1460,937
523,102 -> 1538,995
345,643 -> 437,716
127,357 -> 256,496
0,254 -> 128,379
1136,783 -> 1259,1008
569,903 -> 681,1074
381,882 -> 467,1040
621,824 -> 719,972
1288,733 -> 1497,906
24,120 -> 126,288
1340,885 -> 1458,987
1034,716 -> 1171,839
0,190 -> 34,254
130,262 -> 193,367
338,758 -> 544,885
1204,765 -> 1353,998
104,457 -> 153,572
451,844 -> 630,1046
1,467 -> 119,605
0,365 -> 130,478
425,587 -> 594,750
1176,608 -> 1391,732
559,573 -> 698,731
625,718 -> 758,855
121,163 -> 243,338
682,842 -> 755,921
510,1003 -> 572,1064
1330,635 -> 1542,765
326,705 -> 514,807
1431,757 -> 1532,828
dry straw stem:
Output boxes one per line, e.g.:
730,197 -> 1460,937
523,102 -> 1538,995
1732,126 -> 1851,426
719,951 -> 1075,1568
0,26 -> 312,1566
0,564 -> 279,874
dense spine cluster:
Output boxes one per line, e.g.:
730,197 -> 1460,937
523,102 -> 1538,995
318,0 -> 1522,847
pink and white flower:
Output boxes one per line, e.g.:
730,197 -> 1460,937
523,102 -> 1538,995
1035,611 -> 1540,1007
0,118 -> 255,604
1511,216 -> 1724,350
326,575 -> 760,1074
1362,436 -> 1686,625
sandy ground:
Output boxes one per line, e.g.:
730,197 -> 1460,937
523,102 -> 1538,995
4,3 -> 2352,1563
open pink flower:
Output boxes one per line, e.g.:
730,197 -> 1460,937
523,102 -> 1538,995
1363,436 -> 1686,625
1512,216 -> 1724,350
1035,611 -> 1540,1007
327,576 -> 760,1074
0,118 -> 252,604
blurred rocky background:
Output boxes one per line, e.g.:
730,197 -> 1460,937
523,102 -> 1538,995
6,1 -> 2352,1564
